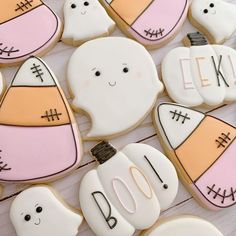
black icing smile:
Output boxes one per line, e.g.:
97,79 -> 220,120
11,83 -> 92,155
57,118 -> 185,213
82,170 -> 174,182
34,218 -> 41,226
108,81 -> 117,87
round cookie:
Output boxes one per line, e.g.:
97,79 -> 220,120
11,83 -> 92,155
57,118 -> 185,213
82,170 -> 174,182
189,0 -> 236,44
0,56 -> 83,183
153,103 -> 236,210
10,185 -> 83,236
0,0 -> 62,66
99,0 -> 189,49
62,0 -> 115,46
141,216 -> 224,236
67,37 -> 163,140
79,141 -> 178,236
162,32 -> 236,107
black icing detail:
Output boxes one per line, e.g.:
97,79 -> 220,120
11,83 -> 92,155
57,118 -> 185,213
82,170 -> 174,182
71,3 -> 76,8
211,56 -> 230,87
91,141 -> 117,165
207,184 -> 236,204
41,109 -> 62,122
0,151 -> 11,172
92,191 -> 118,229
84,1 -> 89,6
0,43 -> 19,57
187,32 -> 208,46
24,214 -> 31,221
31,63 -> 44,82
215,132 -> 231,148
170,110 -> 190,124
15,0 -> 34,12
36,206 -> 43,213
144,28 -> 165,39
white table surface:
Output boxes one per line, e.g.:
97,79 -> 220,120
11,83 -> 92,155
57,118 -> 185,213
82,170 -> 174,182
1,0 -> 236,235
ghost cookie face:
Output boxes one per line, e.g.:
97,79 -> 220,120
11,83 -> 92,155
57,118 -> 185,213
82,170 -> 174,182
79,141 -> 178,236
162,32 -> 236,107
0,0 -> 62,66
67,37 -> 163,140
100,0 -> 189,49
10,186 -> 83,236
141,216 -> 224,236
0,57 -> 82,183
189,0 -> 236,44
154,103 -> 236,210
62,0 -> 115,46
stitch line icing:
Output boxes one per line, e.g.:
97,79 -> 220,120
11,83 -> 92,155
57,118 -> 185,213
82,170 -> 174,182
215,132 -> 231,148
30,63 -> 44,82
144,28 -> 165,39
0,150 -> 11,172
170,110 -> 190,124
0,43 -> 20,57
15,0 -> 34,12
41,109 -> 62,122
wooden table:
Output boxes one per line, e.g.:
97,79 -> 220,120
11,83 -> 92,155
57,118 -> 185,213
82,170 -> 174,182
1,0 -> 236,235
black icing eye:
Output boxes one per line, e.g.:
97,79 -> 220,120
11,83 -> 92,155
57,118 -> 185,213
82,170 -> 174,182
84,1 -> 89,6
95,71 -> 101,77
36,206 -> 43,213
24,214 -> 31,222
203,9 -> 208,14
163,184 -> 168,190
209,3 -> 214,7
123,67 -> 129,73
71,3 -> 76,8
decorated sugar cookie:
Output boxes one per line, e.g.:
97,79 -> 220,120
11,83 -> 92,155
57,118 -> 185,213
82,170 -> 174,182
0,0 -> 62,66
0,72 -> 4,97
79,141 -> 178,236
162,32 -> 236,107
62,0 -> 115,46
154,103 -> 236,210
10,186 -> 83,236
100,0 -> 189,49
0,57 -> 82,183
67,37 -> 163,140
141,216 -> 224,236
189,0 -> 236,44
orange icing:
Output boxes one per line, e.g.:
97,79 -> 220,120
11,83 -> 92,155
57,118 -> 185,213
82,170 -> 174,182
110,0 -> 153,25
175,116 -> 236,182
0,87 -> 70,126
0,0 -> 42,24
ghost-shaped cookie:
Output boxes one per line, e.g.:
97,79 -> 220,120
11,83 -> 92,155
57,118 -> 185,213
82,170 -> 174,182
62,0 -> 115,46
189,0 -> 236,43
10,186 -> 83,236
67,37 -> 163,140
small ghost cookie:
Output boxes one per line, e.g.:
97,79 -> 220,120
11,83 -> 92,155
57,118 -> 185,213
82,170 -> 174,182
0,0 -> 62,66
189,0 -> 236,44
153,103 -> 236,210
79,141 -> 178,236
100,0 -> 189,49
141,216 -> 224,236
67,37 -> 163,140
162,32 -> 236,107
62,0 -> 115,46
0,56 -> 83,183
10,186 -> 83,236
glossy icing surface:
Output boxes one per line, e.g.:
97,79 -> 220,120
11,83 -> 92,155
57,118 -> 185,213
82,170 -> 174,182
0,0 -> 61,64
0,57 -> 82,182
67,37 -> 163,139
154,103 -> 236,210
62,0 -> 115,44
102,0 -> 188,47
10,186 -> 83,236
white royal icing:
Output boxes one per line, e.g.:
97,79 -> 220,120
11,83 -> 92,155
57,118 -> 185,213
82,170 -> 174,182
62,0 -> 115,45
143,216 -> 224,236
162,43 -> 236,107
67,37 -> 163,139
79,142 -> 178,236
10,186 -> 83,236
190,0 -> 236,43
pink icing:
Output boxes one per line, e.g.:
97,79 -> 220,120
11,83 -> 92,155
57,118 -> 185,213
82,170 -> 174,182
0,5 -> 61,64
0,123 -> 81,182
129,0 -> 188,45
195,140 -> 236,209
